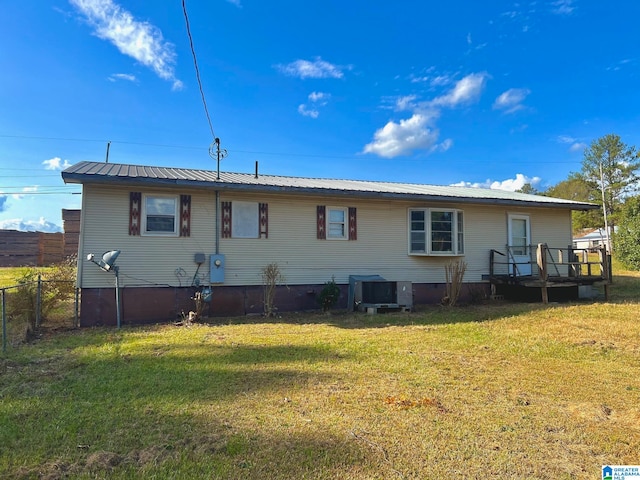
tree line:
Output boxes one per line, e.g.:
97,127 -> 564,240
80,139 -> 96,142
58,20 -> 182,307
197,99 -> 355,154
517,133 -> 640,270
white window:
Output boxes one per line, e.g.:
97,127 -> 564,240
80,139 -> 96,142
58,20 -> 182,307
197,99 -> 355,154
408,208 -> 464,255
327,207 -> 348,240
232,201 -> 259,238
143,195 -> 178,235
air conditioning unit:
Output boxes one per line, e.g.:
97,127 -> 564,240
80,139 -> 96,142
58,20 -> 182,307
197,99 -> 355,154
348,275 -> 412,312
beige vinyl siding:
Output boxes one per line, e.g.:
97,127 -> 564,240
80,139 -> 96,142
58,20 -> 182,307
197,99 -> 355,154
80,185 -> 217,288
80,185 -> 574,288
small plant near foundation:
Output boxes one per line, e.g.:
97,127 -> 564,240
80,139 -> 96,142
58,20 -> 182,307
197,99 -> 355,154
442,259 -> 467,306
261,263 -> 285,317
318,276 -> 341,312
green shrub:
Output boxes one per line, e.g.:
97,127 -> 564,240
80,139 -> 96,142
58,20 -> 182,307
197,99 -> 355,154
318,276 -> 341,312
616,196 -> 640,270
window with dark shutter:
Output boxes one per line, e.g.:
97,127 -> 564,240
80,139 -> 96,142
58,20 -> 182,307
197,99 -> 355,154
317,205 -> 357,240
317,205 -> 326,239
180,195 -> 191,237
221,201 -> 268,239
129,192 -> 141,236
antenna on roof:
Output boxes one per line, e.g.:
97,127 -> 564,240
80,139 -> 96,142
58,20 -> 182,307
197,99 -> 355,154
105,141 -> 111,163
209,137 -> 228,180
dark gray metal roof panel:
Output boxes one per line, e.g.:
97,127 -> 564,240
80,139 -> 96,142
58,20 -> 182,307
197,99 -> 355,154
61,160 -> 599,210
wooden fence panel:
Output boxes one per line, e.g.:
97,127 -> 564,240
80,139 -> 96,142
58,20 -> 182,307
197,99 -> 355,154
62,209 -> 81,258
0,230 -> 64,267
0,210 -> 80,267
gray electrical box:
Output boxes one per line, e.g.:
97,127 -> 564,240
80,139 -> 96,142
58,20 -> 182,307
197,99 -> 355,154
210,254 -> 225,284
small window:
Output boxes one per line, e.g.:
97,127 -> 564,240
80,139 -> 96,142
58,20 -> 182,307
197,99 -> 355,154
143,195 -> 178,235
232,201 -> 259,238
408,208 -> 464,255
327,207 -> 348,239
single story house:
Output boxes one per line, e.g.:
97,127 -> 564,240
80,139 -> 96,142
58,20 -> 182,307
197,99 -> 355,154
62,160 -> 598,326
573,228 -> 612,251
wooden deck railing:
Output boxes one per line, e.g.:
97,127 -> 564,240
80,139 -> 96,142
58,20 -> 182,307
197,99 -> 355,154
490,244 -> 611,303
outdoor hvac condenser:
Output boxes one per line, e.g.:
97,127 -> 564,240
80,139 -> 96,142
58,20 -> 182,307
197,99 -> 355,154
348,275 -> 413,312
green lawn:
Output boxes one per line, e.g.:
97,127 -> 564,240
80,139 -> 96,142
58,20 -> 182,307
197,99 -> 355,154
1,266 -> 639,479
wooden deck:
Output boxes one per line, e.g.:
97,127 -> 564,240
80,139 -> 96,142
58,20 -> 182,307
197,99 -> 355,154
489,244 -> 611,303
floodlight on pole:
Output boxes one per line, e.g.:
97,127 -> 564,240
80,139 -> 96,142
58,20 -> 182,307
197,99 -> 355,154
87,250 -> 122,328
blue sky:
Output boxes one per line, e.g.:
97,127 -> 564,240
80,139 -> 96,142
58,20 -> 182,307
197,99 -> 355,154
1,0 -> 639,231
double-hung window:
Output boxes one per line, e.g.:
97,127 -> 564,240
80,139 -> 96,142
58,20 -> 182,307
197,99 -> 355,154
409,208 -> 464,255
327,207 -> 348,240
143,195 -> 178,236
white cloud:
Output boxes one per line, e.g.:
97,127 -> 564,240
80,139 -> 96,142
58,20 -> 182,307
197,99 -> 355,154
43,157 -> 72,170
364,73 -> 489,158
6,186 -> 39,201
452,174 -> 542,192
493,88 -> 531,113
276,57 -> 345,79
551,0 -> 575,15
395,95 -> 418,111
363,114 -> 440,158
557,135 -> 586,152
108,72 -> 137,83
569,142 -> 587,152
0,195 -> 8,212
430,75 -> 453,87
297,91 -> 331,118
308,91 -> 329,104
298,104 -> 319,119
435,138 -> 454,152
0,217 -> 62,233
70,0 -> 182,89
430,73 -> 488,108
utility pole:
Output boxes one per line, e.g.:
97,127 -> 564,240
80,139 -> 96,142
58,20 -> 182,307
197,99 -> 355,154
599,161 -> 611,253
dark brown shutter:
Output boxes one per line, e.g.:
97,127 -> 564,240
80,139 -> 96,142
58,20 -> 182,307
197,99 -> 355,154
222,201 -> 232,238
180,195 -> 191,237
129,192 -> 141,236
259,203 -> 268,238
348,207 -> 357,241
317,205 -> 326,239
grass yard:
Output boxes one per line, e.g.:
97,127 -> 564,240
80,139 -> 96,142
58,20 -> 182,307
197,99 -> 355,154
1,265 -> 639,479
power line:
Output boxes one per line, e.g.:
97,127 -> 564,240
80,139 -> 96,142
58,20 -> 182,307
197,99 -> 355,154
0,191 -> 80,195
0,134 -> 585,165
181,0 -> 216,141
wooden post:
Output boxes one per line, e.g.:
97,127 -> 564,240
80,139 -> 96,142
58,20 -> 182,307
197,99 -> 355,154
490,250 -> 495,277
2,289 -> 6,353
537,244 -> 548,304
599,248 -> 611,301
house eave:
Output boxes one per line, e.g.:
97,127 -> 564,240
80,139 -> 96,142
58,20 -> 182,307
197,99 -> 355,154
61,171 -> 599,211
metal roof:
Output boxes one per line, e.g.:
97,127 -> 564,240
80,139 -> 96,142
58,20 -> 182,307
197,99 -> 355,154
62,160 -> 598,210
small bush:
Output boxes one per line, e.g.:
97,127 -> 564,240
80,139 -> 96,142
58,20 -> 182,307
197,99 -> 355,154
8,256 -> 77,331
318,276 -> 341,312
261,263 -> 285,317
442,260 -> 467,306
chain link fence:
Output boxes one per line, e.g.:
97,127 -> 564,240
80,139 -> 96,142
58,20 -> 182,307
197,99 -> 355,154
1,275 -> 79,353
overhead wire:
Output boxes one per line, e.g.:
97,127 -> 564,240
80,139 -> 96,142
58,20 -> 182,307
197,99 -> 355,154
0,134 -> 584,166
181,0 -> 216,141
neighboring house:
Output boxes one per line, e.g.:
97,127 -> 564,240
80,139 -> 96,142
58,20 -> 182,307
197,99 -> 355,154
62,161 -> 598,326
573,228 -> 612,251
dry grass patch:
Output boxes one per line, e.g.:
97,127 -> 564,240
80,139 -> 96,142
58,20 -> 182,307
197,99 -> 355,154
1,268 -> 640,478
